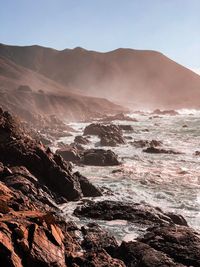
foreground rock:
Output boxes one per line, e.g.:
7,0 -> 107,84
0,109 -> 101,201
74,200 -> 187,227
83,123 -> 125,146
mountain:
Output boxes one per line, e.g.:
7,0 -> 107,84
1,43 -> 200,109
0,52 -> 125,122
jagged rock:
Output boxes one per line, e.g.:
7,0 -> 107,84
74,172 -> 102,197
0,109 -> 100,201
74,200 -> 188,227
115,241 -> 185,267
83,123 -> 125,146
138,225 -> 200,267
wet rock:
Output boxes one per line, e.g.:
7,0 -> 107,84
195,151 -> 200,156
81,149 -> 120,166
74,172 -> 102,197
143,146 -> 182,154
81,222 -> 118,252
84,123 -> 125,146
100,131 -> 125,146
0,109 -> 99,201
56,146 -> 81,163
74,135 -> 90,145
138,225 -> 200,267
115,241 -> 185,267
152,109 -> 179,116
131,140 -> 162,148
74,200 -> 187,227
118,125 -> 134,131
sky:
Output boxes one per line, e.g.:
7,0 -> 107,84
1,0 -> 200,72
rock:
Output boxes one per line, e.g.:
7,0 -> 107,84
74,135 -> 90,145
152,109 -> 179,116
138,225 -> 200,267
83,123 -> 125,146
131,140 -> 162,148
81,149 -> 120,166
0,109 -> 100,201
56,146 -> 81,163
74,172 -> 102,197
143,146 -> 181,154
118,125 -> 134,131
100,131 -> 125,146
115,241 -> 185,267
195,151 -> 200,156
74,200 -> 187,227
81,222 -> 118,251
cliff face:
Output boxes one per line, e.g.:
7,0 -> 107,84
1,44 -> 200,109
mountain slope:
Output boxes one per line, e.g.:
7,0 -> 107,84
1,43 -> 200,109
0,55 -> 125,122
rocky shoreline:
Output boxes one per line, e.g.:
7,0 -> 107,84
0,108 -> 200,266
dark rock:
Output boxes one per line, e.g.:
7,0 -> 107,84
74,172 -> 102,197
138,225 -> 200,267
74,135 -> 90,145
143,146 -> 182,154
81,149 -> 120,166
56,146 -> 81,163
118,125 -> 134,131
74,200 -> 187,227
131,140 -> 162,148
0,109 -> 99,201
83,123 -> 125,146
152,109 -> 179,116
115,241 -> 184,267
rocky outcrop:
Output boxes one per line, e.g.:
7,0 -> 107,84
0,109 -> 101,201
83,123 -> 125,146
57,146 -> 120,166
81,149 -> 120,166
74,200 -> 187,227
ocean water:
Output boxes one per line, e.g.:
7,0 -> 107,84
55,110 -> 200,242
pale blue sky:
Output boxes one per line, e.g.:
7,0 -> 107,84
1,0 -> 200,71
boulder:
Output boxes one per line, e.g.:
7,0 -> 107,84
81,149 -> 120,166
